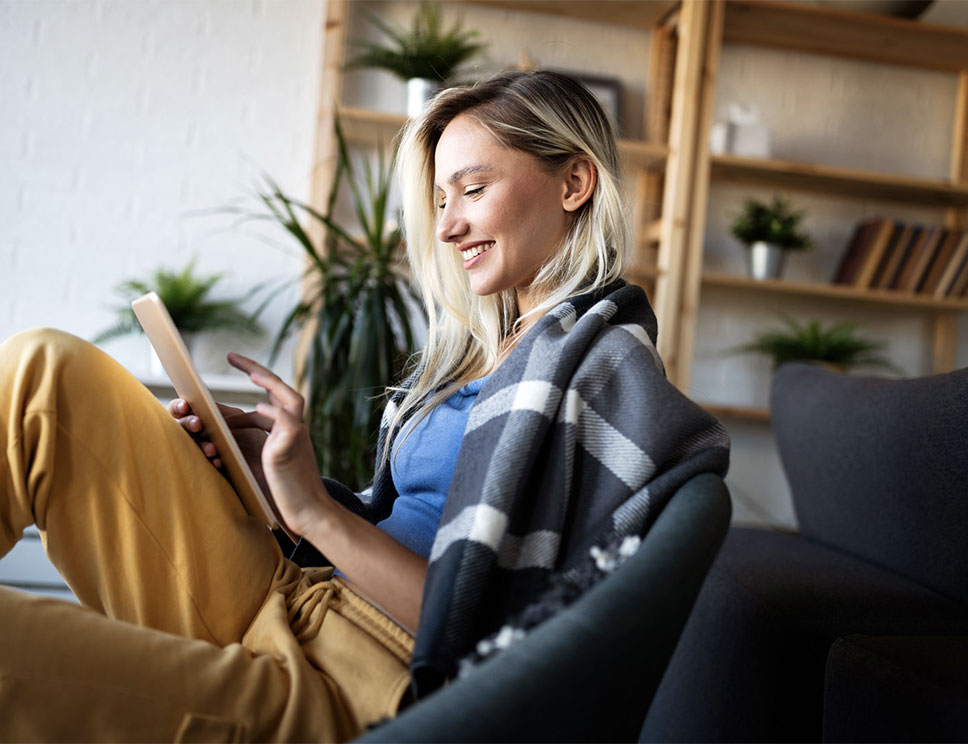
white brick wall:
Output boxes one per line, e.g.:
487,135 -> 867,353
1,0 -> 324,374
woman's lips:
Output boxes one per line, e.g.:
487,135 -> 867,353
460,241 -> 493,268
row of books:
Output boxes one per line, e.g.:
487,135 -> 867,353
832,219 -> 968,298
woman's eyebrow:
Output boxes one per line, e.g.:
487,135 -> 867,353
437,164 -> 492,189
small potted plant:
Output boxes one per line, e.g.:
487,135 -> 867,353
732,314 -> 899,373
730,196 -> 813,280
93,259 -> 263,375
346,1 -> 486,116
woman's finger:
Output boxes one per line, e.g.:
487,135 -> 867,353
175,414 -> 205,435
228,353 -> 304,417
168,398 -> 191,418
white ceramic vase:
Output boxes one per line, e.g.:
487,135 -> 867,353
407,78 -> 441,118
745,241 -> 787,280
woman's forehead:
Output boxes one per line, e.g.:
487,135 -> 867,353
433,116 -> 519,186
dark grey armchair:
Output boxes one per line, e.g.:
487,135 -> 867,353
357,471 -> 732,743
641,363 -> 968,742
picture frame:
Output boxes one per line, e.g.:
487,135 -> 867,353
552,69 -> 624,137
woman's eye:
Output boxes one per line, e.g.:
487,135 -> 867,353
465,186 -> 484,197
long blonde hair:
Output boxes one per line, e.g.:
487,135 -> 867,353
383,70 -> 630,464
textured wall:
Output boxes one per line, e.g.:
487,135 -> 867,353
1,0 -> 324,374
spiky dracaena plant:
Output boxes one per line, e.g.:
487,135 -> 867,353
239,119 -> 424,489
93,259 -> 263,344
733,314 -> 900,372
346,1 -> 486,83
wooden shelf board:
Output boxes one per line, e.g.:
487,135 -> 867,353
723,0 -> 968,73
460,0 -> 679,31
702,402 -> 771,422
711,154 -> 968,207
338,106 -> 667,168
703,271 -> 968,311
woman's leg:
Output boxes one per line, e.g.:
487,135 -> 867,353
0,583 -> 355,742
0,328 -> 295,643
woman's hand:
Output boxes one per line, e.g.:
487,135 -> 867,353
226,352 -> 330,537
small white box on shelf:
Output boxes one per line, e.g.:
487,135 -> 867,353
710,102 -> 772,158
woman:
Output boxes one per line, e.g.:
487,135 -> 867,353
0,71 -> 728,741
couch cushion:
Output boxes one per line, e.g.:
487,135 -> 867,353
640,527 -> 968,743
824,635 -> 968,742
770,362 -> 968,605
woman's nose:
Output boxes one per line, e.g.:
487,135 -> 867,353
436,203 -> 468,244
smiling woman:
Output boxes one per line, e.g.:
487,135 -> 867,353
0,70 -> 728,741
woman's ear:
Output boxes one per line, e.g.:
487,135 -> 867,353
561,157 -> 597,213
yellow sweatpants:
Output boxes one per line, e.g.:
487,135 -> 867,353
0,329 -> 413,743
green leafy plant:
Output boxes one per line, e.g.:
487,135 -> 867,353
234,119 -> 424,488
93,260 -> 263,344
730,196 -> 813,251
346,1 -> 486,82
732,314 -> 899,372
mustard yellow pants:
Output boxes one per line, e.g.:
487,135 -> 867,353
0,329 -> 413,743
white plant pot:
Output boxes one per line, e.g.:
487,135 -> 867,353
407,78 -> 441,118
745,241 -> 787,281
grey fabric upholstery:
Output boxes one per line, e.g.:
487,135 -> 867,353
640,528 -> 968,742
641,363 -> 968,742
823,635 -> 968,743
771,363 -> 968,604
356,472 -> 731,743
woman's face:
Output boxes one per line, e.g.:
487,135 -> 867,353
434,114 -> 571,314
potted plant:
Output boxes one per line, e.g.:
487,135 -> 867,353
730,196 -> 813,280
346,1 -> 486,116
93,260 -> 263,375
731,314 -> 900,373
232,118 -> 424,489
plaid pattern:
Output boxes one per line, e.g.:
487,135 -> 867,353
323,280 -> 730,694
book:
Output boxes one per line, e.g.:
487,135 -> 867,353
853,219 -> 897,288
953,257 -> 968,297
934,230 -> 968,298
832,220 -> 879,285
887,224 -> 924,289
871,222 -> 913,289
920,228 -> 961,294
896,227 -> 944,292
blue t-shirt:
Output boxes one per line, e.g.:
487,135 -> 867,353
377,376 -> 489,557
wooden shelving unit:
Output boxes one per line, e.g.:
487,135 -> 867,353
312,0 -> 968,423
338,106 -> 669,169
464,0 -> 679,31
312,0 -> 710,367
710,154 -> 968,208
668,0 -> 968,414
702,272 -> 968,311
702,402 -> 771,422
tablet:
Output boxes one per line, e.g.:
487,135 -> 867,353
131,291 -> 289,536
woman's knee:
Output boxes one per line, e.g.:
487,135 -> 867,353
1,328 -> 94,362
0,328 -> 117,393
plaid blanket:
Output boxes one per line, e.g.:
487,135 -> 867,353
318,280 -> 730,695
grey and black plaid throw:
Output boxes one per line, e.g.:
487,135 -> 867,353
320,279 -> 730,695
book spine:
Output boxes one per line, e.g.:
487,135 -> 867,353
872,222 -> 912,289
853,220 -> 896,288
934,230 -> 968,298
919,229 -> 960,294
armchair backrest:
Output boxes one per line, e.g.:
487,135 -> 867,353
770,362 -> 968,605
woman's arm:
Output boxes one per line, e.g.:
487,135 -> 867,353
224,353 -> 427,633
